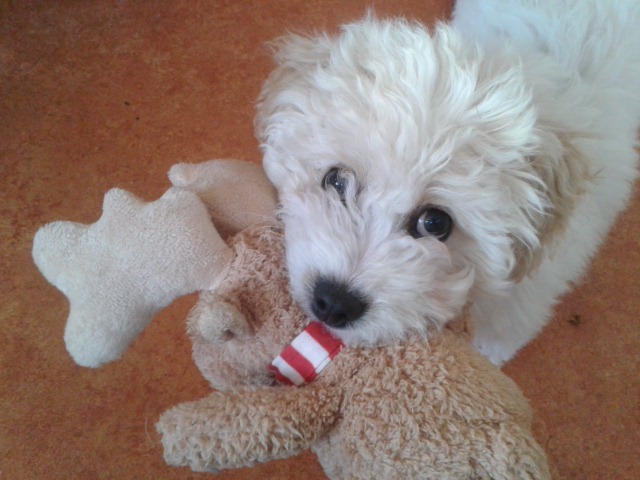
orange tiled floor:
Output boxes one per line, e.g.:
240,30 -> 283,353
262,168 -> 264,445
1,1 -> 638,479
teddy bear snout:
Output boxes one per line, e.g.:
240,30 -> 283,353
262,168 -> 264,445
193,298 -> 253,344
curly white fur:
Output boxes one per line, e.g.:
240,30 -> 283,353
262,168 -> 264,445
256,0 -> 640,364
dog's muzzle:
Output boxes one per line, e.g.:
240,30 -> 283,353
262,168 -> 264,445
311,278 -> 369,329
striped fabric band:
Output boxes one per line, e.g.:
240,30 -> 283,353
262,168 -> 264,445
269,322 -> 344,386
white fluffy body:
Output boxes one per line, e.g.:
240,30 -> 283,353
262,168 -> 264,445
255,0 -> 640,365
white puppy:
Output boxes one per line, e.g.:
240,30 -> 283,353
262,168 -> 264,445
255,0 -> 640,365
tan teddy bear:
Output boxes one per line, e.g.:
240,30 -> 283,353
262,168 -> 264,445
33,159 -> 550,479
159,224 -> 550,479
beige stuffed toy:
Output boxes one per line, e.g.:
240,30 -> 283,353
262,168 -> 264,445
160,224 -> 550,480
33,160 -> 550,479
32,160 -> 276,368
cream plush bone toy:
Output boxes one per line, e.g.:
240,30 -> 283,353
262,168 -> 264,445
32,160 -> 550,479
32,160 -> 276,368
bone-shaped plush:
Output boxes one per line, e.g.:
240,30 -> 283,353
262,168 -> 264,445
32,159 -> 277,368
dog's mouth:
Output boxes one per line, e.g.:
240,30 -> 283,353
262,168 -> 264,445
309,277 -> 370,329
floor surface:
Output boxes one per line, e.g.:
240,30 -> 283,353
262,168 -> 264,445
1,1 -> 638,479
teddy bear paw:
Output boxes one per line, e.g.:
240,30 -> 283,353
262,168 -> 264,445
157,400 -> 225,473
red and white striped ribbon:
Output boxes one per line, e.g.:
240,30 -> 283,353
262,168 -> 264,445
269,322 -> 344,386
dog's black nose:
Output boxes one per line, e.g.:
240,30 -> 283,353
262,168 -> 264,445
311,279 -> 369,328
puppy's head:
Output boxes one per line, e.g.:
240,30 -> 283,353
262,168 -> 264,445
256,17 -> 581,345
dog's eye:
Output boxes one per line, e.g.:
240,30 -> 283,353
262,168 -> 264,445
322,167 -> 349,202
411,207 -> 453,241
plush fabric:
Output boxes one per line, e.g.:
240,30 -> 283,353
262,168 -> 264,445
31,159 -> 275,369
159,225 -> 550,479
187,223 -> 310,391
32,187 -> 231,367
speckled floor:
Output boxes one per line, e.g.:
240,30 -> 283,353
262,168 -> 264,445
1,1 -> 638,479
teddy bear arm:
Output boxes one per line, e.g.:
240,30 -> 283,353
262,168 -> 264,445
473,421 -> 551,480
157,384 -> 342,473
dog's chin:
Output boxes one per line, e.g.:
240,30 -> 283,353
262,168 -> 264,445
318,318 -> 386,347
301,307 -> 449,347
290,274 -> 475,348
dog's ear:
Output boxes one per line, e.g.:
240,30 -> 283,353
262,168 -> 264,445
462,45 -> 592,281
254,31 -> 334,138
254,32 -> 334,189
511,136 -> 591,281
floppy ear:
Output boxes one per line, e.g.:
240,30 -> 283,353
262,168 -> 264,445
535,135 -> 592,238
511,134 -> 592,280
255,32 -> 335,190
255,34 -> 331,139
